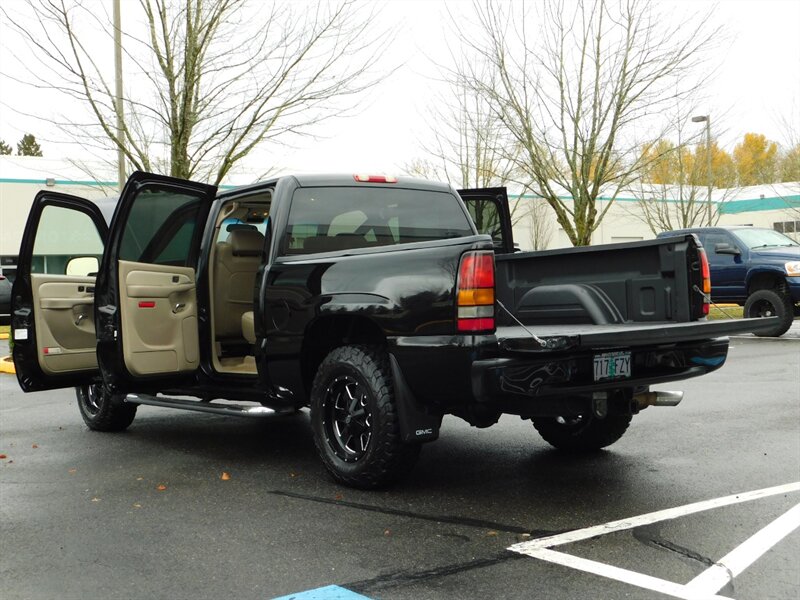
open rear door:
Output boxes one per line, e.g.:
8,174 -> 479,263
11,192 -> 108,392
95,171 -> 216,393
458,187 -> 514,253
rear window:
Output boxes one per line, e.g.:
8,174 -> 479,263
283,187 -> 474,255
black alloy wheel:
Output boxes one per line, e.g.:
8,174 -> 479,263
76,383 -> 137,431
744,289 -> 794,337
310,345 -> 420,489
533,413 -> 632,452
323,374 -> 373,462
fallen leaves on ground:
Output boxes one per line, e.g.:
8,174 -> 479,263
156,484 -> 167,491
220,472 -> 231,481
31,444 -> 38,449
91,497 -> 100,502
486,530 -> 498,537
0,454 -> 7,459
68,468 -> 77,474
133,503 -> 142,509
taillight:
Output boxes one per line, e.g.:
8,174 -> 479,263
699,247 -> 711,315
456,251 -> 495,332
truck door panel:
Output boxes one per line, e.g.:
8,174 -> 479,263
118,261 -> 199,376
94,171 -> 216,390
11,193 -> 108,392
31,275 -> 98,374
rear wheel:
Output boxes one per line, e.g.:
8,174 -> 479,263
310,345 -> 420,489
76,384 -> 137,431
533,414 -> 631,452
744,289 -> 794,337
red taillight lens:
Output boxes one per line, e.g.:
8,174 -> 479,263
457,251 -> 495,333
698,247 -> 711,315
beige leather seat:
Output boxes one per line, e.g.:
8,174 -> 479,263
213,229 -> 264,342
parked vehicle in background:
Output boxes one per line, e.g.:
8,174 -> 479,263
0,273 -> 12,324
11,173 -> 778,488
657,226 -> 800,337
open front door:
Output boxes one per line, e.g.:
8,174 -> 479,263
11,192 -> 108,392
95,172 -> 216,392
458,187 -> 514,253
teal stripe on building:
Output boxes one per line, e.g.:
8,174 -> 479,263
513,193 -> 800,213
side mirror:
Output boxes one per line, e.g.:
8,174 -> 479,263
714,243 -> 741,256
66,256 -> 100,277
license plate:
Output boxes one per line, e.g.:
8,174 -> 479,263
593,351 -> 631,381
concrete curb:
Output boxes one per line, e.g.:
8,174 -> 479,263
0,356 -> 15,375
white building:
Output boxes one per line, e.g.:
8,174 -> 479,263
2,155 -> 799,279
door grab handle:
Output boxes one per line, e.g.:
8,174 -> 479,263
172,303 -> 186,314
75,314 -> 87,326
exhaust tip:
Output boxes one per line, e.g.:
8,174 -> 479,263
635,390 -> 684,408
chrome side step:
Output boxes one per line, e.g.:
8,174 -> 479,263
125,394 -> 295,418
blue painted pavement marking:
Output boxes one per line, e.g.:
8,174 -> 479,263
272,584 -> 372,600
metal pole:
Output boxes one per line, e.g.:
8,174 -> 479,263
113,0 -> 125,191
706,117 -> 712,226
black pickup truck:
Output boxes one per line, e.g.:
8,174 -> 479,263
11,172 -> 776,488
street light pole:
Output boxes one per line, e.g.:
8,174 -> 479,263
692,115 -> 712,225
113,0 -> 125,191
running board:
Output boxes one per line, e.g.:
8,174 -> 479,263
125,394 -> 295,418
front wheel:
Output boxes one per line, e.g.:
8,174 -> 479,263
310,345 -> 420,489
744,289 -> 794,337
76,384 -> 137,431
533,414 -> 631,452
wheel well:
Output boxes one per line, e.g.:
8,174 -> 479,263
301,315 -> 386,393
747,273 -> 787,296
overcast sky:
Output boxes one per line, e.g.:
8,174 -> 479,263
0,0 -> 798,183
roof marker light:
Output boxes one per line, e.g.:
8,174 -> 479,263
354,174 -> 398,183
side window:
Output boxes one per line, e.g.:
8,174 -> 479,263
119,188 -> 205,268
464,198 -> 503,245
32,205 -> 103,275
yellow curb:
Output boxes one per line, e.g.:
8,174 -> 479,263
0,333 -> 8,340
0,356 -> 15,375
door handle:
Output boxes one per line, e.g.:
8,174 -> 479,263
172,302 -> 186,314
75,313 -> 87,326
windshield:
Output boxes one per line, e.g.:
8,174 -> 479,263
732,228 -> 800,249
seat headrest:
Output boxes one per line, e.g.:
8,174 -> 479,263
227,229 -> 264,256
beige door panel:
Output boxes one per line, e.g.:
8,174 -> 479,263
119,260 -> 199,376
31,274 -> 97,375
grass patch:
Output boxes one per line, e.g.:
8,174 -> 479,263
708,305 -> 744,320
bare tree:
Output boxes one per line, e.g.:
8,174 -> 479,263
3,0 -> 387,185
403,67 -> 535,241
630,106 -> 738,234
526,197 -> 554,250
458,0 -> 720,245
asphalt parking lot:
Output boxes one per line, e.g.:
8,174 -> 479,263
1,331 -> 798,600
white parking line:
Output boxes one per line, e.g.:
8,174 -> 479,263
683,502 -> 800,596
510,481 -> 800,553
509,482 -> 800,600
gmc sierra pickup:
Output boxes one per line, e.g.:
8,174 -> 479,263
11,172 -> 777,488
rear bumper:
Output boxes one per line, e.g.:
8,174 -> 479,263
389,329 -> 734,413
471,337 -> 729,405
